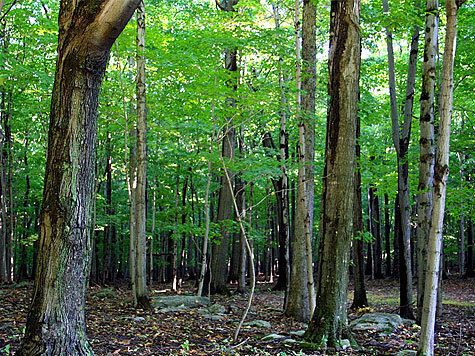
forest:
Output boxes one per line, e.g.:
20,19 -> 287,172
0,0 -> 473,355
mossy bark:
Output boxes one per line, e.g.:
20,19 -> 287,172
15,1 -> 140,355
304,0 -> 360,347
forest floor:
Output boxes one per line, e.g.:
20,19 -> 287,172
0,277 -> 473,355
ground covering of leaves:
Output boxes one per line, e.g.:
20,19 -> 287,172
1,277 -> 473,355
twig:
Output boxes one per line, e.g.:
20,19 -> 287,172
230,337 -> 249,349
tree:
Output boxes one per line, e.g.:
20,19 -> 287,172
15,1 -> 140,354
418,1 -> 467,354
382,0 -> 420,320
285,0 -> 316,321
130,0 -> 150,309
352,116 -> 369,309
304,0 -> 360,346
416,0 -> 438,324
209,0 -> 238,295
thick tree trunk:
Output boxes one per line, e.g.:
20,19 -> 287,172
210,0 -> 238,295
286,0 -> 316,322
16,1 -> 140,354
132,0 -> 150,309
417,0 -> 438,324
418,3 -> 465,355
304,0 -> 360,346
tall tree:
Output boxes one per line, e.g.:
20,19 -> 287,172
382,0 -> 420,319
131,0 -> 150,309
15,1 -> 140,354
416,0 -> 438,324
286,0 -> 316,321
304,0 -> 360,346
209,0 -> 238,295
270,2 -> 291,299
418,2 -> 467,354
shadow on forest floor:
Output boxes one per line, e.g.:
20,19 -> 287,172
1,277 -> 474,355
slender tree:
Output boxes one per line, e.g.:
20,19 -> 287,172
304,0 -> 360,346
286,0 -> 317,322
418,2 -> 467,354
15,1 -> 140,354
352,115 -> 368,309
131,0 -> 150,309
416,0 -> 438,324
382,0 -> 420,319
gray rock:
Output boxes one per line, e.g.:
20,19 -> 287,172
350,313 -> 405,334
152,295 -> 210,309
206,303 -> 226,314
243,320 -> 271,328
156,305 -> 187,313
201,313 -> 225,321
261,334 -> 285,341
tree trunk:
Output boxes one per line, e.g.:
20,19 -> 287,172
352,116 -> 368,309
286,0 -> 316,322
210,0 -> 238,295
384,194 -> 392,276
383,0 -> 419,320
418,3 -> 466,355
132,0 -> 150,309
369,185 -> 383,279
416,0 -> 438,323
304,0 -> 360,346
271,3 -> 291,302
16,1 -> 140,354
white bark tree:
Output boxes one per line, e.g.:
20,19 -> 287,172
418,1 -> 467,355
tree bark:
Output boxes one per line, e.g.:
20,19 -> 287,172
418,3 -> 466,354
286,0 -> 316,322
210,0 -> 238,295
352,116 -> 368,309
417,0 -> 438,324
16,1 -> 140,354
382,0 -> 419,319
131,0 -> 150,309
304,0 -> 360,346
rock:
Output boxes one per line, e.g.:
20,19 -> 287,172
201,313 -> 225,321
156,305 -> 187,313
290,330 -> 306,338
206,303 -> 226,314
152,296 -> 210,309
92,288 -> 117,299
261,334 -> 285,341
350,313 -> 405,334
243,320 -> 271,328
281,338 -> 297,345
